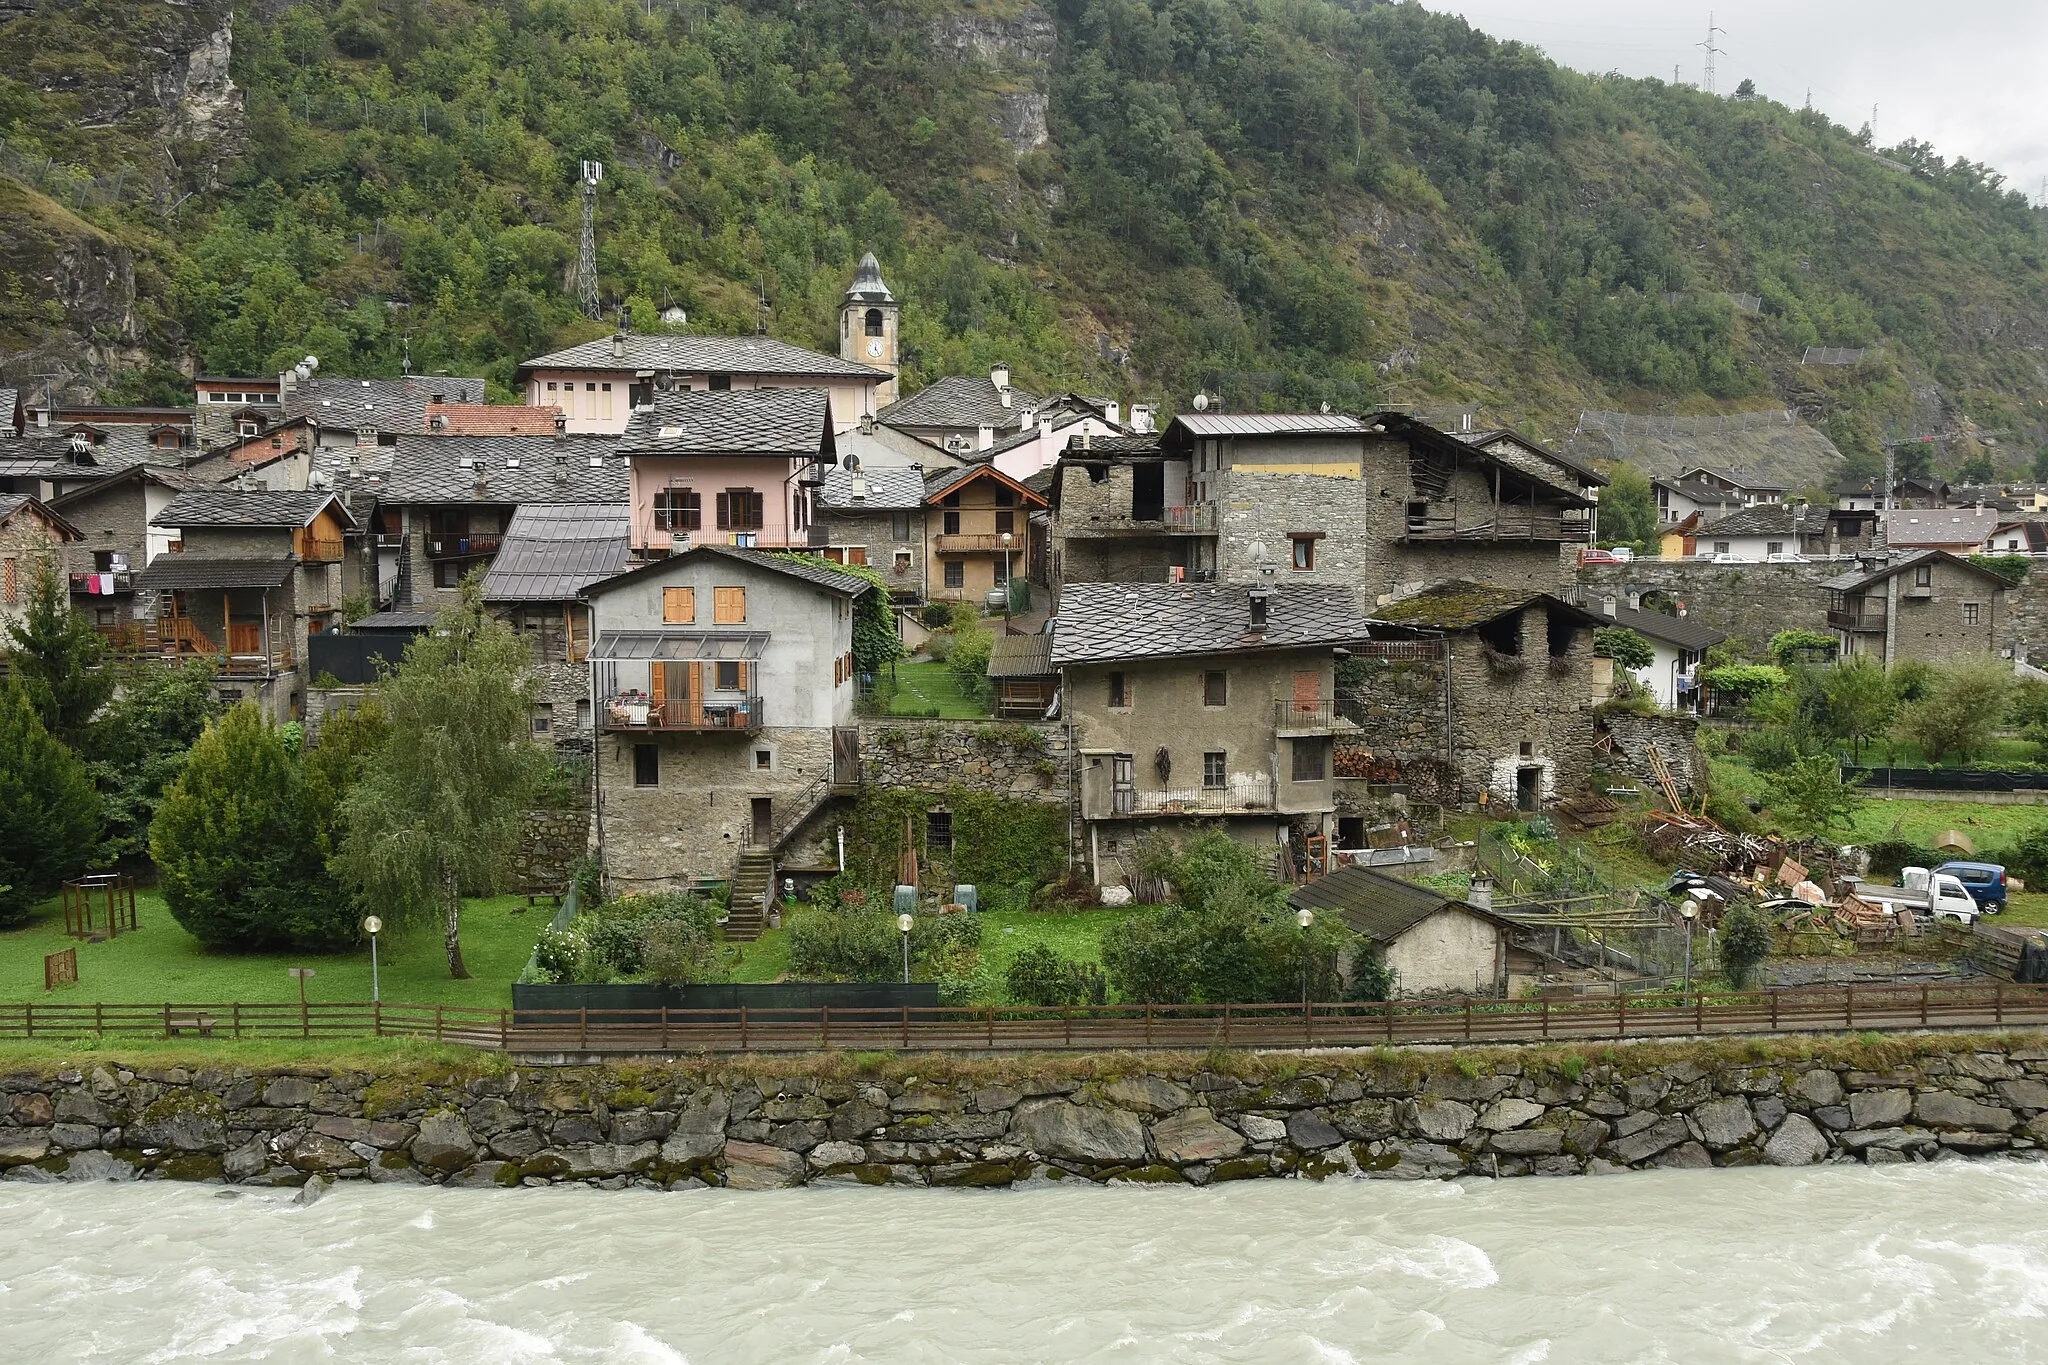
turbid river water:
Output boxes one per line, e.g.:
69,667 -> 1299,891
3,1164 -> 2046,1362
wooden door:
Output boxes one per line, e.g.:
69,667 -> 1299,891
650,661 -> 669,725
832,726 -> 861,786
751,797 -> 773,845
228,621 -> 263,655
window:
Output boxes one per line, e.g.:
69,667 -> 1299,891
995,510 -> 1016,536
943,560 -> 964,589
654,487 -> 701,531
1965,602 -> 1982,625
95,607 -> 115,627
926,809 -> 953,851
600,383 -> 613,420
1203,751 -> 1226,789
1714,542 -> 1731,556
894,550 -> 912,574
633,744 -> 659,787
1519,740 -> 1533,758
717,489 -> 764,531
942,491 -> 961,508
1766,542 -> 1783,557
864,307 -> 884,337
1108,672 -> 1130,709
1405,500 -> 1429,531
943,510 -> 961,535
713,586 -> 746,624
1203,671 -> 1227,707
891,511 -> 912,540
531,705 -> 553,736
995,486 -> 1015,507
1291,738 -> 1329,783
2,557 -> 14,605
546,382 -> 558,392
1915,564 -> 1933,588
662,586 -> 696,624
708,374 -> 732,391
1290,535 -> 1316,570
434,561 -> 463,588
715,660 -> 744,691
755,749 -> 773,771
992,557 -> 1008,586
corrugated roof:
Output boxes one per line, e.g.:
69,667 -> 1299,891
376,436 -> 626,505
987,632 -> 1055,678
1289,865 -> 1508,944
878,375 -> 1045,429
133,554 -> 298,589
616,388 -> 834,460
481,503 -> 632,603
588,630 -> 770,660
520,333 -> 887,379
1050,582 -> 1362,666
151,489 -> 353,529
814,466 -> 926,511
581,544 -> 872,599
1168,412 -> 1369,438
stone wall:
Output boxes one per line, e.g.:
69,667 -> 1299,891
5,1040 -> 2046,1190
511,804 -> 589,894
1600,711 -> 1707,797
1576,560 -> 1841,654
858,718 -> 1067,802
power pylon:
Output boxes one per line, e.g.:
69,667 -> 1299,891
1697,12 -> 1726,96
573,160 -> 603,320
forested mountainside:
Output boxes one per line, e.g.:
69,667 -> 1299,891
4,0 -> 2046,479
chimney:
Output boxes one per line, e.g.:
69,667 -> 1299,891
1625,589 -> 1641,611
1039,418 -> 1053,443
1467,875 -> 1495,911
553,410 -> 567,441
858,412 -> 875,435
991,363 -> 1010,391
1460,411 -> 1473,433
1131,404 -> 1155,434
977,424 -> 995,452
851,473 -> 869,502
1104,401 -> 1119,425
554,452 -> 570,484
36,406 -> 49,429
1247,587 -> 1269,632
1601,594 -> 1616,616
611,331 -> 627,359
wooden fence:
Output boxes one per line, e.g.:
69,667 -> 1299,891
4,982 -> 2048,1055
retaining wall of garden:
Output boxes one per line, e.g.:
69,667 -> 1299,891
856,719 -> 1068,801
4,1038 -> 2046,1190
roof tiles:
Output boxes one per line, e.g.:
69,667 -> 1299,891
1050,582 -> 1363,666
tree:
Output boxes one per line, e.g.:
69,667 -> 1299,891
1733,78 -> 1757,100
1594,626 -> 1654,673
1718,902 -> 1773,988
1894,657 -> 2013,766
333,580 -> 543,977
149,702 -> 322,947
0,681 -> 101,925
1597,464 -> 1658,547
3,556 -> 113,746
1820,656 -> 1896,761
82,661 -> 221,863
1762,753 -> 1864,838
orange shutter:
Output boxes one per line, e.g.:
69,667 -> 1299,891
848,547 -> 868,566
713,586 -> 746,624
662,586 -> 695,623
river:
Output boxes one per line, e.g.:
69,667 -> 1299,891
2,1164 -> 2045,1361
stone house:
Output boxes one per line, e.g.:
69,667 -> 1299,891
1158,411 -> 1602,603
1052,580 -> 1364,887
1359,581 -> 1602,811
192,374 -> 283,447
0,493 -> 83,631
1824,550 -> 2011,668
46,465 -> 199,634
278,372 -> 487,454
808,464 -> 927,600
876,363 -> 1045,457
924,462 -> 1047,605
1289,864 -> 1514,997
1694,503 -> 1844,561
133,489 -> 359,718
583,546 -> 867,898
480,502 -> 632,741
373,434 -> 624,612
1046,433 -> 1213,600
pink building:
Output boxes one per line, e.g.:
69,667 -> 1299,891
619,388 -> 836,556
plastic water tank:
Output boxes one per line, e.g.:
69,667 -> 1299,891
1902,867 -> 1931,892
952,885 -> 978,912
893,885 -> 918,914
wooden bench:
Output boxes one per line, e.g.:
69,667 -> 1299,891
164,1014 -> 217,1037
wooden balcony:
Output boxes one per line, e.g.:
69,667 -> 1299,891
1827,607 -> 1886,632
296,535 -> 345,563
70,570 -> 134,593
933,532 -> 1021,554
1072,505 -> 1218,535
1402,511 -> 1595,544
425,533 -> 501,559
600,695 -> 764,733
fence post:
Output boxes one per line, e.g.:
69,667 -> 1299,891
1541,996 -> 1549,1039
822,1004 -> 831,1051
1996,979 -> 2004,1027
1384,1000 -> 1392,1043
987,1006 -> 994,1049
24,1004 -> 32,1039
1921,983 -> 1929,1028
1695,991 -> 1703,1035
1616,992 -> 1625,1039
232,1001 -> 241,1038
579,1005 -> 588,1050
164,1002 -> 171,1039
1844,988 -> 1853,1032
374,1000 -> 383,1037
1064,1007 -> 1072,1049
1770,991 -> 1778,1032
96,1002 -> 104,1036
500,1010 -> 509,1051
1224,1002 -> 1233,1048
902,1005 -> 910,1049
740,1005 -> 750,1052
435,1004 -> 444,1043
1145,1003 -> 1153,1048
661,1004 -> 670,1051
1305,999 -> 1314,1047
1464,997 -> 1472,1042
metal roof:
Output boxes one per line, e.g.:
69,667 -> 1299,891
520,333 -> 887,379
588,630 -> 770,661
480,503 -> 632,602
1289,865 -> 1511,944
1169,413 -> 1368,438
1050,582 -> 1363,666
151,489 -> 354,530
878,375 -> 1046,430
616,388 -> 835,460
133,554 -> 298,590
987,632 -> 1055,678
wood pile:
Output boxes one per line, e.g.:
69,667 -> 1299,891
1553,793 -> 1620,830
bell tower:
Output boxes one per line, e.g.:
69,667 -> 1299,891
840,250 -> 900,409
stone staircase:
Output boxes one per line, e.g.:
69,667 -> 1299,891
726,849 -> 773,942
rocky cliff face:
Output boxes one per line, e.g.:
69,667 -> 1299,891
0,179 -> 144,395
927,6 -> 1056,154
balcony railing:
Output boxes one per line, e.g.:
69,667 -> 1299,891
1826,607 -> 1886,632
1275,700 -> 1342,731
298,537 -> 345,563
425,533 -> 501,559
600,695 -> 764,733
1104,773 -> 1274,817
1402,511 -> 1595,544
373,532 -> 403,549
70,570 -> 134,593
1077,504 -> 1219,534
933,532 -> 1023,554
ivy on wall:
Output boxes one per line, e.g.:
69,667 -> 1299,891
839,786 -> 1066,897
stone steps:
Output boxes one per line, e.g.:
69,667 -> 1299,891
727,851 -> 773,942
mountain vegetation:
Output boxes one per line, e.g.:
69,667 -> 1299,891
4,0 -> 2046,475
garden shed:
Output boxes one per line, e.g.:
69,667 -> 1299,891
1289,865 -> 1514,998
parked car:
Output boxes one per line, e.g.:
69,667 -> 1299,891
1854,867 -> 1982,924
1934,860 -> 2007,913
1580,548 -> 1627,566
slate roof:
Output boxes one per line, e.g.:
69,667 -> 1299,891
0,493 -> 82,540
1061,433 -> 1163,459
427,403 -> 565,435
480,503 -> 632,603
1050,582 -> 1363,666
814,466 -> 927,511
1368,581 -> 1601,632
1820,549 -> 2014,594
1699,503 -> 1823,538
46,464 -> 204,511
1458,427 -> 1607,487
616,388 -> 835,460
351,610 -> 438,631
376,436 -> 626,505
151,489 -> 354,530
1596,603 -> 1727,652
987,632 -> 1055,678
519,333 -> 887,379
878,375 -> 1045,430
922,462 -> 1048,506
580,544 -> 872,600
1679,465 -> 1787,492
1288,865 -> 1510,945
282,375 -> 487,432
17,424 -> 193,476
133,554 -> 298,590
1883,506 -> 2002,546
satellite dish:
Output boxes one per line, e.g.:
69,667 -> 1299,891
1248,540 -> 1269,566
1192,392 -> 1209,412
1320,401 -> 1331,414
303,355 -> 319,371
843,453 -> 862,472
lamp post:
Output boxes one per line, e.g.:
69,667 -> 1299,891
999,531 -> 1014,626
363,916 -> 383,1004
1296,907 -> 1315,1010
1679,900 -> 1698,994
898,912 -> 914,985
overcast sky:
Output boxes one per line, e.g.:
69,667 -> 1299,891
1434,2 -> 2048,197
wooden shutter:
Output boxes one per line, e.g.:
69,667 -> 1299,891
716,492 -> 730,530
714,586 -> 746,624
651,661 -> 670,702
847,546 -> 868,566
662,586 -> 695,623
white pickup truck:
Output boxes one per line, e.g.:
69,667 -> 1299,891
1852,867 -> 1982,924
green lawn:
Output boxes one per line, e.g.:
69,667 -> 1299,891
1,892 -> 550,1007
884,660 -> 990,718
1710,754 -> 2048,849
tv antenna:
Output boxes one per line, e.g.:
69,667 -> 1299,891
573,160 -> 603,320
1696,12 -> 1726,96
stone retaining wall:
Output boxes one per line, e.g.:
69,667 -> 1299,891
1600,711 -> 1707,796
4,1041 -> 2046,1190
857,719 -> 1068,802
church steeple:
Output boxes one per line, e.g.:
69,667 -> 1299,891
840,251 -> 899,409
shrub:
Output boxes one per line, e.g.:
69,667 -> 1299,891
787,907 -> 899,980
1718,901 -> 1773,988
1004,944 -> 1107,1006
0,682 -> 100,926
1768,629 -> 1838,667
581,893 -> 722,979
1862,838 -> 1941,877
1593,627 -> 1654,673
919,601 -> 954,629
1345,946 -> 1396,1002
531,924 -> 581,983
1996,825 -> 2048,887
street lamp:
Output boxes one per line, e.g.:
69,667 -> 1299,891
898,912 -> 914,985
1679,900 -> 1698,995
1296,908 -> 1315,1010
363,916 -> 383,1003
999,531 -> 1014,625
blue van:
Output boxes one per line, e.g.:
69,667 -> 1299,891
1934,861 -> 2007,913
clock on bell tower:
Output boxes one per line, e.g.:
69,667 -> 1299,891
840,250 -> 900,409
